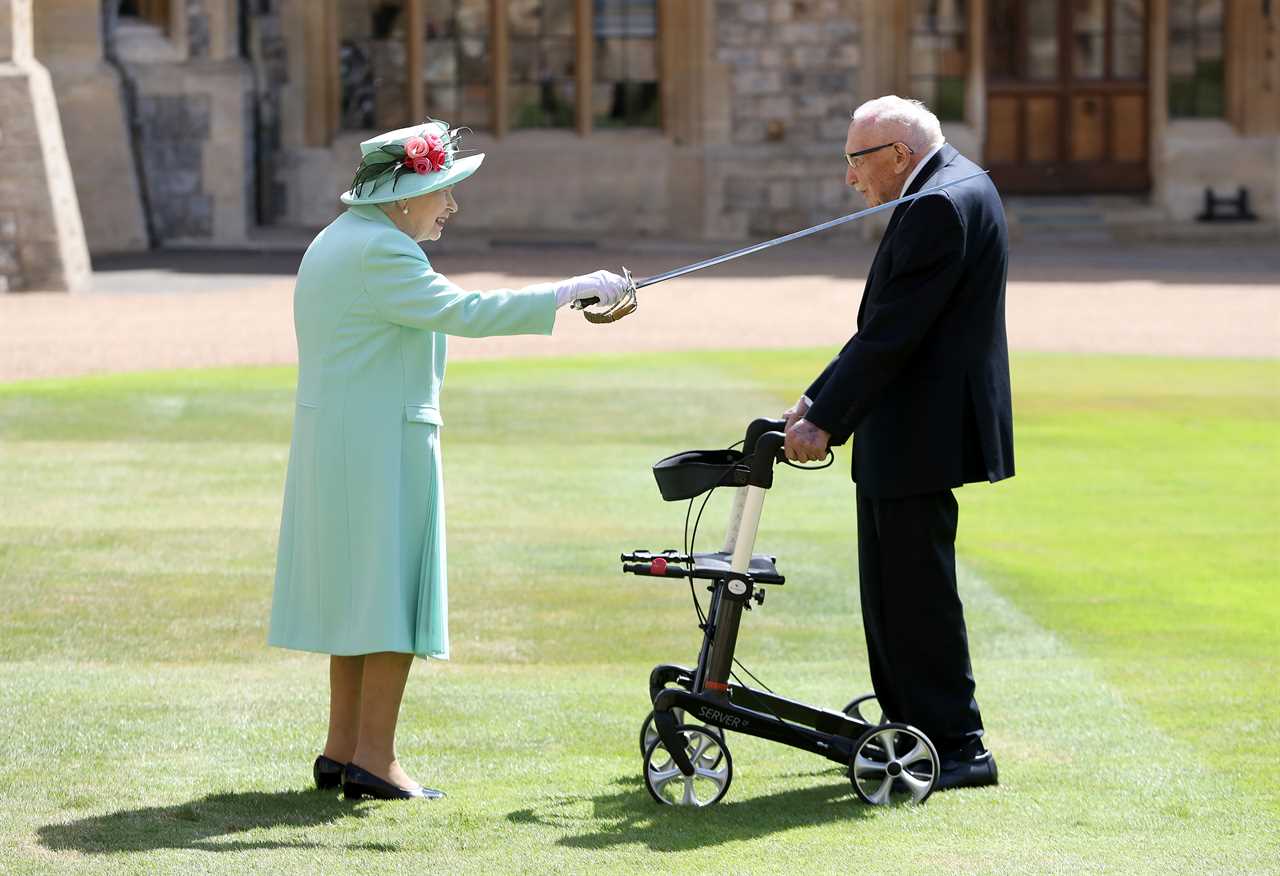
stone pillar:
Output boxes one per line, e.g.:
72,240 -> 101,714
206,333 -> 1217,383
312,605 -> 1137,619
490,0 -> 508,137
574,0 -> 591,136
659,0 -> 730,148
1226,0 -> 1279,135
0,0 -> 92,291
659,0 -> 734,238
966,0 -> 986,152
405,0 -> 425,123
296,0 -> 337,148
860,0 -> 900,100
1148,0 -> 1168,207
34,0 -> 149,254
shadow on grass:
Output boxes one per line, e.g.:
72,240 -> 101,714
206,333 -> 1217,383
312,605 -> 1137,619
508,771 -> 877,851
37,789 -> 391,854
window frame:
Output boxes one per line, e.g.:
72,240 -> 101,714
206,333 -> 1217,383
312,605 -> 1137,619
906,0 -> 970,122
408,0 -> 664,137
491,0 -> 663,136
1167,0 -> 1227,119
316,0 -> 666,143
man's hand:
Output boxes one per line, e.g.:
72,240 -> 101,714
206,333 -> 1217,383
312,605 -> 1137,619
782,395 -> 811,432
784,418 -> 830,463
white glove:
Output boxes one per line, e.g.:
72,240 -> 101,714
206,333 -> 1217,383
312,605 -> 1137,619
553,270 -> 631,310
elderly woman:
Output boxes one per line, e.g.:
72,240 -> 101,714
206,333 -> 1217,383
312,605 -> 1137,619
268,120 -> 628,801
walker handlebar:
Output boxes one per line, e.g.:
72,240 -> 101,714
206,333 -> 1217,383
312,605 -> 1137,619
743,418 -> 786,457
744,418 -> 787,489
650,418 -> 801,502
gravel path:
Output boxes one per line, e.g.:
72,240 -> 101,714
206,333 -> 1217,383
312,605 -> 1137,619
1,238 -> 1275,382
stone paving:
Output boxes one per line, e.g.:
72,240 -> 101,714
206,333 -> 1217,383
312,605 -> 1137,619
0,235 -> 1276,383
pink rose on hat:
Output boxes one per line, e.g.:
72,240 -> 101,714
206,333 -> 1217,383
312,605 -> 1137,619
425,140 -> 449,170
403,136 -> 429,159
403,132 -> 447,174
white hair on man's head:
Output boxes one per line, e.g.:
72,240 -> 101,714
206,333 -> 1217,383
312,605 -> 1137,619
851,96 -> 945,152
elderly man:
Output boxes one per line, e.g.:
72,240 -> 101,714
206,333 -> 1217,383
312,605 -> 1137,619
783,96 -> 1014,791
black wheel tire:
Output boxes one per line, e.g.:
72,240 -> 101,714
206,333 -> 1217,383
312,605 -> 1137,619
841,692 -> 884,725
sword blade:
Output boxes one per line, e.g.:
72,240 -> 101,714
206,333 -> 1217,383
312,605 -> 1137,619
633,170 -> 990,289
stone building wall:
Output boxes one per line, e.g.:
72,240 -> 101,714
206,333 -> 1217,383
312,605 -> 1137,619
187,0 -> 212,59
134,93 -> 215,237
0,0 -> 92,292
244,1 -> 288,225
1160,121 -> 1279,225
708,0 -> 864,237
34,0 -> 148,254
110,0 -> 254,246
19,0 -> 1279,271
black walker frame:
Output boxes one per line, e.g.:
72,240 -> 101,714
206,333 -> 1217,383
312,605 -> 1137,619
620,418 -> 941,807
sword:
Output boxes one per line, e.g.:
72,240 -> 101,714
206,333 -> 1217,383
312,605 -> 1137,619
574,169 -> 990,323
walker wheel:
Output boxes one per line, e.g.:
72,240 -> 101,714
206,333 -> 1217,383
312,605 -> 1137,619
850,722 -> 938,806
842,693 -> 885,726
643,724 -> 733,807
639,709 -> 725,768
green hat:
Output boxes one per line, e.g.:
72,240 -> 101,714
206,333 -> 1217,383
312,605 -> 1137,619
340,119 -> 484,206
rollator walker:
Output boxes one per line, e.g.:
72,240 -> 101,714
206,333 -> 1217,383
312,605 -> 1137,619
619,418 -> 941,807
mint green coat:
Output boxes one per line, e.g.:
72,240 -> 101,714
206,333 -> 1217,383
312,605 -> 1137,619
268,205 -> 556,659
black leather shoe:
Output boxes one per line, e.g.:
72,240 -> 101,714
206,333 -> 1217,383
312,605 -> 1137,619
935,749 -> 998,791
342,763 -> 445,801
313,755 -> 344,790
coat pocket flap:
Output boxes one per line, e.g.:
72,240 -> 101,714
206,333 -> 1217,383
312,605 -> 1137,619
404,404 -> 443,425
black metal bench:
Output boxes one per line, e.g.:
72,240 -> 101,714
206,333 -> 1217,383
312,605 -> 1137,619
1196,186 -> 1259,222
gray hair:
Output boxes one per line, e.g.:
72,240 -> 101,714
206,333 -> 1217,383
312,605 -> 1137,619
851,96 -> 945,153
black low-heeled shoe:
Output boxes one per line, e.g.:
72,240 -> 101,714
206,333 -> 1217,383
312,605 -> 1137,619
342,762 -> 445,801
313,755 -> 345,790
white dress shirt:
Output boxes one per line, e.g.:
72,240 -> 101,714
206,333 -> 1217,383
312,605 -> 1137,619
899,141 -> 946,199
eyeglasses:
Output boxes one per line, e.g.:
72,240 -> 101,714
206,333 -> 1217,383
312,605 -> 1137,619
845,141 -> 914,169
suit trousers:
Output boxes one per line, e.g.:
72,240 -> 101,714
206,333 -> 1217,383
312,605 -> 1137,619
856,486 -> 985,756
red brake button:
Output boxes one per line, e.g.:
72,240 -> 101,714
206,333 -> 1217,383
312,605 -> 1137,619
651,557 -> 668,575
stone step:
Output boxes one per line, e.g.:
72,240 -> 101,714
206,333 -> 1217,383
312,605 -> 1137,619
1005,195 -> 1175,242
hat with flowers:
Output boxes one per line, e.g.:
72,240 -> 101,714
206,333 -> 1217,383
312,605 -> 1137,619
340,119 -> 483,206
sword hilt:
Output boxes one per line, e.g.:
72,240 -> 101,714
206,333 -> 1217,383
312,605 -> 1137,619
573,266 -> 639,324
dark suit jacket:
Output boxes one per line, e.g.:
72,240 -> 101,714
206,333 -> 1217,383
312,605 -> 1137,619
804,144 -> 1014,498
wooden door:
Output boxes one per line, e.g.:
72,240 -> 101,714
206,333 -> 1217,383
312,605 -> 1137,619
985,0 -> 1150,193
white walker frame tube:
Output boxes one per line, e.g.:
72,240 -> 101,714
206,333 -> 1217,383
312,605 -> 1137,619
721,487 -> 749,555
729,487 -> 766,573
704,487 -> 768,698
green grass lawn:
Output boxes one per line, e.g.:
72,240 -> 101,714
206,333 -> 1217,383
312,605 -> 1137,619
0,351 -> 1276,875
